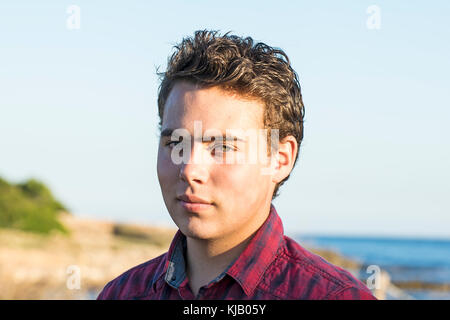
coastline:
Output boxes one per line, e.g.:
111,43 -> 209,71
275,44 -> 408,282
302,241 -> 450,300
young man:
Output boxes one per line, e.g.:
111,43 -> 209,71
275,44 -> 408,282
97,30 -> 376,300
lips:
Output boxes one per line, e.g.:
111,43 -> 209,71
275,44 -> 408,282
177,194 -> 212,204
176,194 -> 214,212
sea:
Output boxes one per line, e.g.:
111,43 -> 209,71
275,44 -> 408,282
294,234 -> 450,300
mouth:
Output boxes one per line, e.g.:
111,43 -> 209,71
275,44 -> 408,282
176,195 -> 214,212
178,200 -> 214,212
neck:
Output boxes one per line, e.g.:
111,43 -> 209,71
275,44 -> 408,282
185,203 -> 271,296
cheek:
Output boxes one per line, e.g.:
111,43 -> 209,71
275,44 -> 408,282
157,146 -> 177,188
218,164 -> 267,200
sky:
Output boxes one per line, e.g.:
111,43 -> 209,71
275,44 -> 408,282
1,1 -> 449,239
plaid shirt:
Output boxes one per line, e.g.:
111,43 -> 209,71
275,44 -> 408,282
97,205 -> 376,300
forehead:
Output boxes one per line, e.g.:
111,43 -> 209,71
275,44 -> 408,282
161,82 -> 264,132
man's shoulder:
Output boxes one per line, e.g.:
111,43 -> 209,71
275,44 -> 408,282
260,235 -> 376,300
97,252 -> 168,300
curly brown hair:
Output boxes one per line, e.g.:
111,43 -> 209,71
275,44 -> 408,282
157,30 -> 305,200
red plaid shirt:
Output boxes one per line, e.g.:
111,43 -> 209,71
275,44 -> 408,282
97,205 -> 376,300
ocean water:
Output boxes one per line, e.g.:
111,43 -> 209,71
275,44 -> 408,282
294,234 -> 450,300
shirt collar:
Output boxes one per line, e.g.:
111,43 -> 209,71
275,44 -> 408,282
226,204 -> 284,295
163,204 -> 284,295
164,230 -> 187,288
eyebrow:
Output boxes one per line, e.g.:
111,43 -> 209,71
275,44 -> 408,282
160,128 -> 246,142
160,128 -> 175,138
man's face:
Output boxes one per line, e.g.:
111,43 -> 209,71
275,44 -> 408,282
157,81 -> 275,241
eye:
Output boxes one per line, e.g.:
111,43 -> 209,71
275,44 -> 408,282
211,144 -> 234,154
221,145 -> 233,152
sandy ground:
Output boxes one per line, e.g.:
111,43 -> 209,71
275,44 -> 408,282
0,213 -> 175,299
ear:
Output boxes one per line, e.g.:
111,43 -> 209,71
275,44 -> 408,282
271,135 -> 298,184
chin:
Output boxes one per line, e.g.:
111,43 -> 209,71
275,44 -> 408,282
178,217 -> 219,240
183,229 -> 212,240
168,204 -> 217,238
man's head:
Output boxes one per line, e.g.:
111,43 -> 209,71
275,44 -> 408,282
156,30 -> 305,241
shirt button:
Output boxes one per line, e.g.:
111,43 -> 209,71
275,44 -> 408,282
171,275 -> 176,281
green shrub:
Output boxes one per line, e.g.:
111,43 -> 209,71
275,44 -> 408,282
0,176 -> 68,235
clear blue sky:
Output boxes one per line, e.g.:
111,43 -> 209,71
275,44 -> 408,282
1,1 -> 449,238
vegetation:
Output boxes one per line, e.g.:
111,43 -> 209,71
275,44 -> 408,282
0,176 -> 68,234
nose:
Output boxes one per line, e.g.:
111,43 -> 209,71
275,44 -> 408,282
178,142 -> 210,184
